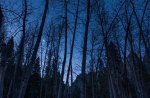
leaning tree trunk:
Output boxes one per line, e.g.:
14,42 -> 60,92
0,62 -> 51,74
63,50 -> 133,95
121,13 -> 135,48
65,0 -> 80,97
130,0 -> 149,51
17,0 -> 49,98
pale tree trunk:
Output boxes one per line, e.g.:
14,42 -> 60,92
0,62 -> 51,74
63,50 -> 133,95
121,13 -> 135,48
57,0 -> 68,98
40,32 -> 51,98
17,0 -> 49,98
80,0 -> 91,98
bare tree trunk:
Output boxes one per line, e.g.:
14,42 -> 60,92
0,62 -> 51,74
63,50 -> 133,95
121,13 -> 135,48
9,1 -> 27,98
18,0 -> 49,98
90,33 -> 95,98
128,28 -> 146,98
40,33 -> 50,98
80,0 -> 91,98
0,8 -> 7,98
45,46 -> 52,98
65,0 -> 80,97
53,30 -> 61,98
57,0 -> 68,98
130,0 -> 149,51
0,67 -> 5,98
0,6 -> 3,35
0,6 -> 4,41
17,0 -> 27,68
24,31 -> 36,66
0,42 -> 7,98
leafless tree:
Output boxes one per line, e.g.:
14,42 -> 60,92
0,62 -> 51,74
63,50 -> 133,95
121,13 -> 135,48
65,0 -> 80,97
80,0 -> 91,98
18,0 -> 49,97
57,0 -> 68,98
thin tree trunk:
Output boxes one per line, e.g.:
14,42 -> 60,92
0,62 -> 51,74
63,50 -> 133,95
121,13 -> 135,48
0,67 -> 5,98
40,34 -> 50,98
9,1 -> 27,97
53,31 -> 61,98
130,0 -> 148,51
138,0 -> 148,59
65,0 -> 80,97
17,0 -> 27,68
0,7 -> 5,98
57,0 -> 68,98
123,4 -> 133,73
80,0 -> 91,98
45,47 -> 52,98
0,6 -> 4,41
90,33 -> 95,98
24,32 -> 36,66
18,0 -> 49,98
128,27 -> 145,98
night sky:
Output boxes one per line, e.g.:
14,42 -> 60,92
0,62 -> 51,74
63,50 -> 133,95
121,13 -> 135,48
0,0 -> 128,78
0,0 -> 147,81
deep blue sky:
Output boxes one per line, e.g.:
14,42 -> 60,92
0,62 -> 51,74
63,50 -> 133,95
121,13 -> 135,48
0,0 -> 120,80
1,0 -> 147,81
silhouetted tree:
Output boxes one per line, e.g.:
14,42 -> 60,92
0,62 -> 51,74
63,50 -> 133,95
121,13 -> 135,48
65,0 -> 80,97
80,0 -> 91,98
18,0 -> 49,97
4,37 -> 14,98
57,0 -> 68,98
25,57 -> 41,98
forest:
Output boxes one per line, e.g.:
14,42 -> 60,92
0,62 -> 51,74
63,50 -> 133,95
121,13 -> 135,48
0,0 -> 150,98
